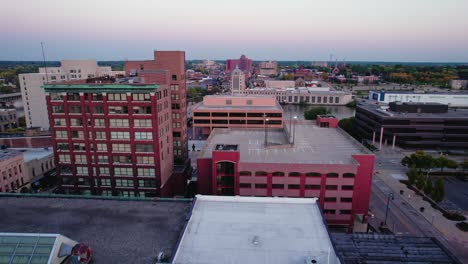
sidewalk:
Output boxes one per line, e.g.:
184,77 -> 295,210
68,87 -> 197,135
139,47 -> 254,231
376,170 -> 468,256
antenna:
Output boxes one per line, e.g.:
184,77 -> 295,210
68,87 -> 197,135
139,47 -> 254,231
41,42 -> 49,83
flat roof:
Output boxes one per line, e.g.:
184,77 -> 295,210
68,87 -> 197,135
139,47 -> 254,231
0,195 -> 191,264
173,195 -> 339,264
333,233 -> 461,263
10,148 -> 53,162
358,102 -> 468,119
200,122 -> 367,164
42,83 -> 159,93
0,151 -> 22,162
371,90 -> 468,95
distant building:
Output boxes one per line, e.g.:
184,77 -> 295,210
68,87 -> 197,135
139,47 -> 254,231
231,66 -> 246,92
312,61 -> 329,67
450,79 -> 468,90
226,55 -> 253,73
0,108 -> 17,132
264,80 -> 295,89
355,102 -> 468,149
0,150 -> 25,192
258,61 -> 278,76
197,122 -> 375,229
368,90 -> 468,107
192,95 -> 283,136
236,87 -> 353,105
173,195 -> 340,264
19,60 -> 124,130
11,148 -> 54,188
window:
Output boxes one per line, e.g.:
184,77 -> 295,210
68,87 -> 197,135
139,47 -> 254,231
108,93 -> 127,101
94,119 -> 105,127
134,119 -> 152,127
288,172 -> 301,177
54,118 -> 66,126
255,171 -> 267,176
341,197 -> 352,203
339,210 -> 352,215
255,184 -> 267,189
326,185 -> 338,190
115,179 -> 134,187
343,173 -> 355,178
112,144 -> 131,152
67,93 -> 80,101
95,131 -> 106,139
113,155 -> 132,164
75,155 -> 87,163
108,106 -> 129,114
59,154 -> 71,163
138,168 -> 155,177
135,144 -> 153,152
172,122 -> 181,128
272,172 -> 284,177
239,171 -> 251,176
134,132 -> 153,140
171,94 -> 180,100
171,104 -> 180,110
110,131 -> 130,140
92,94 -> 103,101
52,106 -> 64,113
171,74 -> 177,81
246,100 -> 252,105
109,119 -> 129,127
136,156 -> 154,164
50,93 -> 63,101
68,105 -> 81,113
132,93 -> 151,101
139,179 -> 156,188
170,85 -> 179,91
342,185 -> 354,190
226,99 -> 232,105
71,131 -> 84,139
306,172 -> 321,177
324,197 -> 337,202
239,183 -> 251,188
100,179 -> 111,186
272,184 -> 284,189
305,185 -> 320,190
93,106 -> 104,114
326,173 -> 339,178
288,184 -> 300,189
324,209 -> 336,214
97,144 -> 108,151
55,130 -> 68,138
98,155 -> 109,163
114,167 -> 133,176
70,118 -> 83,126
99,167 -> 110,175
76,166 -> 88,175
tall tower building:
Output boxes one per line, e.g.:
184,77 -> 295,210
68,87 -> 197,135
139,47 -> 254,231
125,51 -> 188,165
19,60 -> 124,130
230,66 -> 245,93
43,83 -> 175,197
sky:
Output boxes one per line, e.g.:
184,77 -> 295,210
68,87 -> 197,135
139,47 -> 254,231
2,0 -> 468,62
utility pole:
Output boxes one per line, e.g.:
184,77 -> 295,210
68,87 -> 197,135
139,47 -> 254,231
384,192 -> 394,226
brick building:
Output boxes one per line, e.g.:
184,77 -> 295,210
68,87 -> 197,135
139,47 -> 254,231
0,151 -> 26,192
125,51 -> 188,164
226,55 -> 253,73
43,83 -> 183,197
197,122 -> 374,229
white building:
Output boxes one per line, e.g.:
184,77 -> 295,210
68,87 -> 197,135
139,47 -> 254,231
368,90 -> 468,107
173,195 -> 340,264
11,148 -> 54,187
19,60 -> 125,130
231,66 -> 245,93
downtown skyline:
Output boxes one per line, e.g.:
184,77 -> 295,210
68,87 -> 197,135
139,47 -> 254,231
2,0 -> 468,62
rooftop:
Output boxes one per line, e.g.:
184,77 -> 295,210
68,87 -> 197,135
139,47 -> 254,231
358,102 -> 468,119
372,90 -> 468,95
0,151 -> 22,162
10,148 -> 53,162
173,195 -> 339,264
0,195 -> 191,264
333,233 -> 461,263
200,122 -> 367,164
42,83 -> 159,93
193,95 -> 283,112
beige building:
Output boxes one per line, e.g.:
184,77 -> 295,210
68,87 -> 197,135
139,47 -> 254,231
258,61 -> 278,76
11,148 -> 54,188
231,66 -> 245,92
0,109 -> 17,132
19,60 -> 125,130
265,80 -> 295,89
0,151 -> 26,192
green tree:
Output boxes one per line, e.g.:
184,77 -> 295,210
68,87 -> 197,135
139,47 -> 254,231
431,178 -> 445,203
304,107 -> 330,120
406,167 -> 419,185
415,172 -> 426,190
401,151 -> 434,173
434,156 -> 458,173
424,178 -> 433,195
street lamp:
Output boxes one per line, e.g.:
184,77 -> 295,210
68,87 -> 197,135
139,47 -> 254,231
384,192 -> 394,226
292,116 -> 298,145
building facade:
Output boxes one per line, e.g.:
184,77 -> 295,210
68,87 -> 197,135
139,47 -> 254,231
11,148 -> 55,189
355,102 -> 468,150
257,61 -> 278,76
226,55 -> 253,73
192,95 -> 283,135
230,66 -> 245,92
43,83 -> 177,197
236,88 -> 353,105
19,60 -> 124,130
125,51 -> 188,164
197,123 -> 374,228
0,151 -> 26,192
368,90 -> 468,107
0,109 -> 18,132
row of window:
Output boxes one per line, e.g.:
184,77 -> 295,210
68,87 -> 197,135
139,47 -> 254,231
61,166 -> 155,177
239,171 -> 355,178
52,105 -> 155,115
59,154 -> 155,164
55,130 -> 154,141
1,165 -> 23,180
239,183 -> 353,191
57,143 -> 154,153
50,93 -> 153,102
65,178 -> 156,188
58,118 -> 152,128
323,209 -> 352,215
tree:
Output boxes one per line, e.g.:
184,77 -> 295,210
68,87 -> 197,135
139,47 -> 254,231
304,107 -> 330,120
320,72 -> 329,80
406,167 -> 419,185
415,172 -> 426,190
401,151 -> 434,173
461,160 -> 468,175
424,178 -> 433,195
434,156 -> 458,173
431,178 -> 445,203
